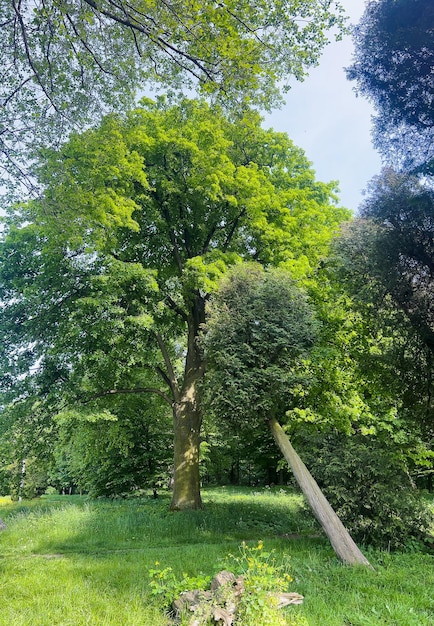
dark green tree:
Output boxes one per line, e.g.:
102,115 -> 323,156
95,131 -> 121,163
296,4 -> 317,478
328,169 -> 434,487
203,264 -> 319,429
340,170 -> 434,358
347,0 -> 434,172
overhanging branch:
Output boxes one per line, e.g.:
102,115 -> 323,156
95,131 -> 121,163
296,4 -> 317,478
82,0 -> 214,82
155,332 -> 180,401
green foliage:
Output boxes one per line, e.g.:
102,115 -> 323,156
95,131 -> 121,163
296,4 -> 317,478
204,263 -> 319,426
0,98 -> 349,507
225,541 -> 306,626
329,170 -> 434,451
286,270 -> 377,435
8,457 -> 49,501
0,396 -> 57,500
52,394 -> 173,497
0,99 -> 346,391
0,0 -> 346,191
148,563 -> 211,605
299,432 -> 434,550
359,171 -> 434,359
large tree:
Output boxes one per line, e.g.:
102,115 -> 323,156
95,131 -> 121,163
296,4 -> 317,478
0,99 -> 349,509
329,169 -> 434,471
347,0 -> 434,172
0,0 -> 345,191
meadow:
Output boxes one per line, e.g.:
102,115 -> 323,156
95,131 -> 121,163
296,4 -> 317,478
0,487 -> 433,625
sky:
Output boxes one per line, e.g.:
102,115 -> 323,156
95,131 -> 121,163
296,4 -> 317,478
265,0 -> 382,213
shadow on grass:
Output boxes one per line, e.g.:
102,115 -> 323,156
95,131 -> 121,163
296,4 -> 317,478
0,488 -> 329,625
0,487 -> 326,558
2,490 -> 433,626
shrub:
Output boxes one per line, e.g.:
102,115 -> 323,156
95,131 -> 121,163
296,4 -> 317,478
299,432 -> 434,550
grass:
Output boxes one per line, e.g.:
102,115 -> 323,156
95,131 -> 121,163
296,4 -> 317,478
0,486 -> 433,625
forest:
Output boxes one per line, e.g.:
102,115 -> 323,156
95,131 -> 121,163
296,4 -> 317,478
0,1 -> 433,624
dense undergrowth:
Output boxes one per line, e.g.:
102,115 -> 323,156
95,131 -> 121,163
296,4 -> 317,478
0,487 -> 433,625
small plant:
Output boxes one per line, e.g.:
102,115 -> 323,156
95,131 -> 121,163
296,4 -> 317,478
224,541 -> 307,626
148,562 -> 211,605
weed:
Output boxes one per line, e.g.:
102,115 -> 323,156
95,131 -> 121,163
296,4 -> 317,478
224,541 -> 307,626
149,563 -> 211,605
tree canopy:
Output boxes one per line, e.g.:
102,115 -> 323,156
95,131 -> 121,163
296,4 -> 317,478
0,0 -> 345,191
329,170 -> 434,475
204,264 -> 318,426
347,0 -> 434,172
0,98 -> 349,507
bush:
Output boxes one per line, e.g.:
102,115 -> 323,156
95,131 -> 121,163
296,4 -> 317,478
299,432 -> 434,550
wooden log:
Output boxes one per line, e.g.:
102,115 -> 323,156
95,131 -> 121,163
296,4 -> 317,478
268,417 -> 372,567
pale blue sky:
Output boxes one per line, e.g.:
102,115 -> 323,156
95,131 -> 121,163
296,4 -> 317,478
265,0 -> 382,213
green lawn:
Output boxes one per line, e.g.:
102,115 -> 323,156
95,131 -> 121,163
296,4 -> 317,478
0,487 -> 433,625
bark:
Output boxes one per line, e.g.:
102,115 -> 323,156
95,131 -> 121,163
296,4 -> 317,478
169,294 -> 205,510
268,417 -> 372,567
170,379 -> 203,510
18,457 -> 26,502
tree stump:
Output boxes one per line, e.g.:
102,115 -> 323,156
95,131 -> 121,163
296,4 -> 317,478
170,570 -> 302,625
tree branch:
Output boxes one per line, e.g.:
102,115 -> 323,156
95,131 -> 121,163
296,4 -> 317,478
110,0 -> 143,57
222,207 -> 246,251
11,0 -> 61,114
166,295 -> 189,322
63,13 -> 117,76
217,2 -> 271,48
159,203 -> 184,273
2,76 -> 33,107
82,0 -> 214,82
82,386 -> 173,405
155,332 -> 180,401
201,222 -> 218,254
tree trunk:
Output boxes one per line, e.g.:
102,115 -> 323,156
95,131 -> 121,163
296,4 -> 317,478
167,294 -> 205,510
268,417 -> 371,567
170,379 -> 203,510
18,458 -> 26,502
